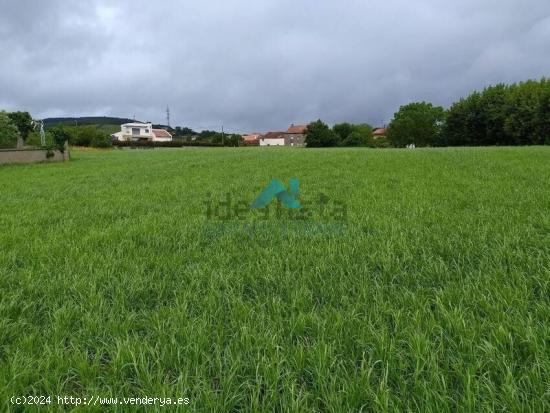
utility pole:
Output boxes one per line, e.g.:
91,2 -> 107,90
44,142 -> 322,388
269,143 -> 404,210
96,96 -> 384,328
166,106 -> 171,128
221,125 -> 225,146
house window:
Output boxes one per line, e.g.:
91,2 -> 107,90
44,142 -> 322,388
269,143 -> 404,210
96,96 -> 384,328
132,128 -> 140,135
145,129 -> 149,133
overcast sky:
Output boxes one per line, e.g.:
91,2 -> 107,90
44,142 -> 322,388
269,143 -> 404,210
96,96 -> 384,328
1,0 -> 549,132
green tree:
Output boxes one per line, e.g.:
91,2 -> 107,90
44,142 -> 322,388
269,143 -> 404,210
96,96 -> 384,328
443,97 -> 471,146
504,79 -> 550,145
225,134 -> 242,147
174,126 -> 196,137
26,131 -> 54,147
342,131 -> 367,146
211,133 -> 241,146
73,126 -> 101,146
90,133 -> 112,148
8,111 -> 33,141
0,111 -> 20,148
443,78 -> 550,146
305,120 -> 339,147
332,123 -> 354,142
199,130 -> 218,140
49,126 -> 73,148
387,102 -> 445,147
333,123 -> 374,146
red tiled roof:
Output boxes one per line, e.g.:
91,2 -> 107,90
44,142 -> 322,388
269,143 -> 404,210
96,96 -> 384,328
286,124 -> 308,134
152,129 -> 172,138
261,132 -> 286,140
243,134 -> 260,142
373,128 -> 386,136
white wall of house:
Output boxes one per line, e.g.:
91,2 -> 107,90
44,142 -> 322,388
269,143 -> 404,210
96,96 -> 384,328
152,136 -> 172,142
111,131 -> 124,141
117,123 -> 155,141
260,138 -> 285,146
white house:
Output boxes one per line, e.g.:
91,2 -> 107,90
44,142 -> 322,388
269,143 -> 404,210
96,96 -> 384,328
112,122 -> 172,142
259,132 -> 286,146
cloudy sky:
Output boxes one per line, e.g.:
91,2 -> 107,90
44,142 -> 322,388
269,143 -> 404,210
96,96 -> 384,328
1,0 -> 549,132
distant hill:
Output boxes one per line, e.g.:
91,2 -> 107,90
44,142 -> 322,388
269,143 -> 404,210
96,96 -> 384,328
42,117 -> 199,138
43,116 -> 147,136
43,116 -> 138,128
43,117 -> 177,136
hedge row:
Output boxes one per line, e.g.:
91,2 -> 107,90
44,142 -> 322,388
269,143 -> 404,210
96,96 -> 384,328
112,140 -> 224,148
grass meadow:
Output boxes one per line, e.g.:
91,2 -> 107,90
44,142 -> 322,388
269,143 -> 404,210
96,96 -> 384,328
1,147 -> 549,412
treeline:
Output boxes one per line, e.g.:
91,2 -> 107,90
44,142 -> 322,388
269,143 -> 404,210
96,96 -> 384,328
0,110 -> 243,149
171,127 -> 242,146
305,121 -> 390,148
305,78 -> 550,148
443,79 -> 550,146
113,140 -> 223,148
0,111 -> 114,149
42,126 -> 113,148
0,111 -> 33,149
388,78 -> 550,147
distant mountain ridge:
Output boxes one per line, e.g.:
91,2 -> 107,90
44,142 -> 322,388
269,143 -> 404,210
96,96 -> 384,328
43,116 -> 140,127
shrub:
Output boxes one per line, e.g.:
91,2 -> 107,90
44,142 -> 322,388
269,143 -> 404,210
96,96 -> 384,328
112,140 -> 223,148
90,133 -> 112,148
26,131 -> 55,147
49,126 -> 72,149
371,136 -> 392,148
333,123 -> 354,142
0,111 -> 20,149
387,102 -> 445,147
73,126 -> 97,146
342,124 -> 374,147
7,111 -> 33,141
343,131 -> 368,147
305,120 -> 339,147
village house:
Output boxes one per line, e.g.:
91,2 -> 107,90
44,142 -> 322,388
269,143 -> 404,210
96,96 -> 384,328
257,124 -> 308,147
373,127 -> 387,139
242,133 -> 260,146
111,122 -> 173,142
284,124 -> 307,146
259,132 -> 286,146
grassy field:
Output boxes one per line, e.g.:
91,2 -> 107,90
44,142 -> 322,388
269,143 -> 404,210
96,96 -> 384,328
1,147 -> 549,412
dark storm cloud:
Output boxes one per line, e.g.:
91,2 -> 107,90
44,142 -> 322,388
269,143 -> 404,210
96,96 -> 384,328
1,0 -> 549,132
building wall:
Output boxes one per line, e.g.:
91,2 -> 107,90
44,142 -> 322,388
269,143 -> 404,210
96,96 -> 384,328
260,138 -> 285,146
118,123 -> 155,141
285,134 -> 306,146
0,148 -> 69,165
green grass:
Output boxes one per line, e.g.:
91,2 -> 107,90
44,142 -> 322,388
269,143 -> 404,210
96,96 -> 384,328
1,147 -> 549,412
